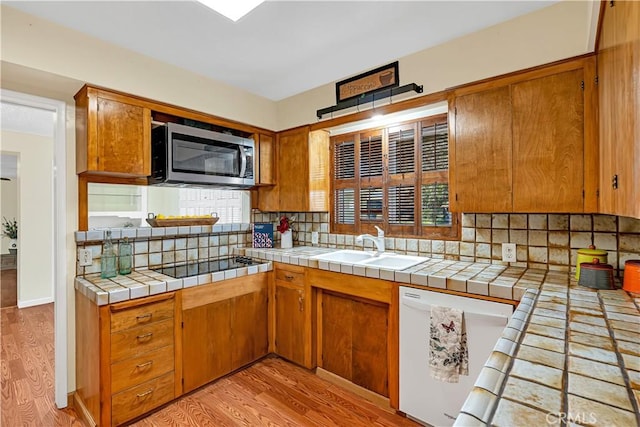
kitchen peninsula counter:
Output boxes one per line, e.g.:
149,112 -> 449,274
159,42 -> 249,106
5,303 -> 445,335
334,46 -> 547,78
243,247 -> 640,426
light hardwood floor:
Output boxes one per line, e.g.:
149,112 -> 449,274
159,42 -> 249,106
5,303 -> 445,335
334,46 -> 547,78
2,303 -> 419,427
1,304 -> 81,426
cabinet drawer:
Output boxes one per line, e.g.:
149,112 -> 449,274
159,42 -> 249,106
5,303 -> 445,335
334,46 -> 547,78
275,269 -> 304,286
111,345 -> 174,394
111,371 -> 174,426
111,318 -> 174,363
111,298 -> 174,333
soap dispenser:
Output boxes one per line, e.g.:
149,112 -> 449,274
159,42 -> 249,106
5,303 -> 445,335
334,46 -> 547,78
101,230 -> 117,278
119,236 -> 132,275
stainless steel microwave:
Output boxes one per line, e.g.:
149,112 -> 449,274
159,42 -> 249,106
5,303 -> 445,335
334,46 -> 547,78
148,122 -> 255,188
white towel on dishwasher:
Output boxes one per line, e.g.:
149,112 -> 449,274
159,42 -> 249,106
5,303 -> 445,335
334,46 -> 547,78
429,305 -> 468,383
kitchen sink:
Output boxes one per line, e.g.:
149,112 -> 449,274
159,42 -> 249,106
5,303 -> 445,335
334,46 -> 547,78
359,254 -> 428,270
311,250 -> 429,271
311,250 -> 376,263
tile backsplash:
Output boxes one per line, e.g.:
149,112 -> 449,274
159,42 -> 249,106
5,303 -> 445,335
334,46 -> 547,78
75,213 -> 640,277
252,211 -> 640,275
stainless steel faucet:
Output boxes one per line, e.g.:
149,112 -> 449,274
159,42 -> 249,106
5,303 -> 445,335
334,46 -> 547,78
355,226 -> 385,255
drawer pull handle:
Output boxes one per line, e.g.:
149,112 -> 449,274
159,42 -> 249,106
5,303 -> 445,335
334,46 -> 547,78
136,389 -> 154,399
136,332 -> 153,341
136,313 -> 153,322
284,275 -> 294,280
136,361 -> 153,370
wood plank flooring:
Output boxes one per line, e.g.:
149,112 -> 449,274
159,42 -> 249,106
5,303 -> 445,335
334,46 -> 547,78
1,303 -> 82,426
133,357 -> 419,427
2,303 -> 420,427
1,269 -> 17,308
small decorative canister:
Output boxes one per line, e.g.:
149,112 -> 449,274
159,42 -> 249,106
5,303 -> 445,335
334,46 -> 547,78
575,245 -> 608,280
623,260 -> 640,293
578,259 -> 615,290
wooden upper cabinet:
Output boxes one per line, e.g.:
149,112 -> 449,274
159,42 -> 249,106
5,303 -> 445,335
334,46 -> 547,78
256,133 -> 276,185
258,127 -> 330,212
598,0 -> 640,219
451,86 -> 512,212
512,69 -> 585,212
75,86 -> 151,177
449,56 -> 597,213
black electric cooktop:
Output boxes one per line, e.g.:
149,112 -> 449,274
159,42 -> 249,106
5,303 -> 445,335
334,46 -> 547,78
152,256 -> 258,279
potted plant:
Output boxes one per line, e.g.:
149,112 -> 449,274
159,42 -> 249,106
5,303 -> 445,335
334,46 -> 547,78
2,217 -> 18,255
276,215 -> 295,249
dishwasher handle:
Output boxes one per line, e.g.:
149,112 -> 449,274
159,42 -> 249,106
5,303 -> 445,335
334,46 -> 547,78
401,294 -> 510,325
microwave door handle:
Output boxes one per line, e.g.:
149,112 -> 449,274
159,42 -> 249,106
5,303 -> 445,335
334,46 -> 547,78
239,147 -> 247,178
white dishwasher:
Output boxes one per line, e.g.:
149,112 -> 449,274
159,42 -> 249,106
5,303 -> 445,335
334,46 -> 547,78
399,286 -> 513,426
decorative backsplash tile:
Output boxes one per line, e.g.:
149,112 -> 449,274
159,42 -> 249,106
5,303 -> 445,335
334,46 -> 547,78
252,211 -> 640,276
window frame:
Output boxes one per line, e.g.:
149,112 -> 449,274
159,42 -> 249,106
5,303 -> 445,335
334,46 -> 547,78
330,113 -> 460,240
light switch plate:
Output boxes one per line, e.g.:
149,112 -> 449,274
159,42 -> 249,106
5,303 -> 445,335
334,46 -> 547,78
502,243 -> 517,262
78,248 -> 93,266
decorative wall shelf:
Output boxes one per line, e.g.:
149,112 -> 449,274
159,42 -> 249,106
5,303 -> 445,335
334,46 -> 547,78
316,83 -> 423,120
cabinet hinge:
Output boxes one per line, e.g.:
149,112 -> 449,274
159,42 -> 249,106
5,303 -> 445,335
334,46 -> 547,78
455,193 -> 458,202
181,321 -> 184,329
595,75 -> 599,85
596,189 -> 600,198
582,190 -> 585,199
580,81 -> 585,91
610,0 -> 614,7
181,378 -> 184,386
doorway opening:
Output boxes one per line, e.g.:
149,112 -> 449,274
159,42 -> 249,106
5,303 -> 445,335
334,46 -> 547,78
1,153 -> 19,307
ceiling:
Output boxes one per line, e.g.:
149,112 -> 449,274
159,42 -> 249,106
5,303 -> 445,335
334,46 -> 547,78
6,1 -> 559,101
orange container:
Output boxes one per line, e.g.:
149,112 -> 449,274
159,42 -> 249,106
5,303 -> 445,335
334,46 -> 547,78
623,260 -> 640,293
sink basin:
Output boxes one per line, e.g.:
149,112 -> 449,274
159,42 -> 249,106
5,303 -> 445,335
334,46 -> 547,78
360,254 -> 428,270
311,250 -> 428,271
311,250 -> 375,263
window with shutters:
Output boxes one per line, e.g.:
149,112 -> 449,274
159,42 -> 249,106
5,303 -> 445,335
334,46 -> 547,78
330,113 -> 459,239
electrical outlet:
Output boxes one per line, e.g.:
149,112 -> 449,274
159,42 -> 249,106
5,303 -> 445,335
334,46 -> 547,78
311,231 -> 319,245
502,243 -> 517,262
78,248 -> 93,266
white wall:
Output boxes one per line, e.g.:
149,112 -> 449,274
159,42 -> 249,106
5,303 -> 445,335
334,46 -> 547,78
0,174 -> 18,254
276,0 -> 595,130
1,130 -> 54,306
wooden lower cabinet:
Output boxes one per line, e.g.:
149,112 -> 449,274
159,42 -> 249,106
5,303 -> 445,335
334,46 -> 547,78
321,291 -> 389,397
181,273 -> 269,393
307,268 -> 398,408
75,292 -> 179,427
273,263 -> 316,369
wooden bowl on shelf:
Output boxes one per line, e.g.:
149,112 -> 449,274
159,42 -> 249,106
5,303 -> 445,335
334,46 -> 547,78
146,213 -> 219,227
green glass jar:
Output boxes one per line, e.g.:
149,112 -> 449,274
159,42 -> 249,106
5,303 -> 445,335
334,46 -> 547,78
100,230 -> 117,279
119,236 -> 132,275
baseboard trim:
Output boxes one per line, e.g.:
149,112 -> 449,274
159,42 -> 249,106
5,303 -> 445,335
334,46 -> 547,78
72,391 -> 97,427
315,367 -> 392,412
18,296 -> 54,308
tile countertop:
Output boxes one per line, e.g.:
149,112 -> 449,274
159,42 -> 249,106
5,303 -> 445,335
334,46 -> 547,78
245,247 -> 640,425
454,285 -> 640,426
74,261 -> 273,306
244,246 -> 555,301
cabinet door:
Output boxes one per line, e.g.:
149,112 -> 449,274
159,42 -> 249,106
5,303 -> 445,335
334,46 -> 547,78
452,87 -> 512,212
278,127 -> 310,211
233,288 -> 269,369
512,69 -> 585,212
321,292 -> 389,397
182,299 -> 233,393
275,283 -> 306,365
97,97 -> 151,176
598,0 -> 640,218
258,133 -> 275,185
352,299 -> 388,396
321,292 -> 353,380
